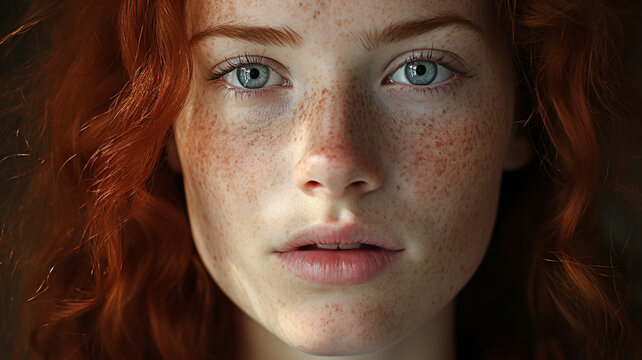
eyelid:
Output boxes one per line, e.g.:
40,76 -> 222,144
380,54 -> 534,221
208,54 -> 292,83
381,48 -> 471,82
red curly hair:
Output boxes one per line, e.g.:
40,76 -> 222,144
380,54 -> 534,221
0,0 -> 640,359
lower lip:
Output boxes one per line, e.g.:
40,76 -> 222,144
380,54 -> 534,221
275,249 -> 404,285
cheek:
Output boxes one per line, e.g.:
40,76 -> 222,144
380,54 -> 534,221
401,115 -> 504,201
177,105 -> 277,205
388,99 -> 511,283
174,97 -> 294,270
174,104 -> 246,252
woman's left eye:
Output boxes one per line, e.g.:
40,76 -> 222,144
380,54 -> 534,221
222,63 -> 286,89
388,60 -> 453,86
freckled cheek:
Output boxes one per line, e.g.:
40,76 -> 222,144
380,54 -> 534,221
399,115 -> 506,197
176,117 -> 281,271
178,118 -> 284,207
394,111 -> 508,247
392,117 -> 506,290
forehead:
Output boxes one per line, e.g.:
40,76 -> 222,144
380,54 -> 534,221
187,0 -> 492,38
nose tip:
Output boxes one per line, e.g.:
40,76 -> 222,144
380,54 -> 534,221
294,150 -> 382,199
293,86 -> 383,201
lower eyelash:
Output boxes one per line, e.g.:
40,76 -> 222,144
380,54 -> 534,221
219,83 -> 260,100
216,74 -> 466,100
384,75 -> 466,97
216,81 -> 282,101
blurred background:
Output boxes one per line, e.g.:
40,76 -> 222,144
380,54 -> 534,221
1,1 -> 641,358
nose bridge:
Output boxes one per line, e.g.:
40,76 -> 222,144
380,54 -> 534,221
294,86 -> 382,199
308,88 -> 359,151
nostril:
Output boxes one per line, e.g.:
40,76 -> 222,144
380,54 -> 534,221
306,180 -> 322,190
348,180 -> 371,193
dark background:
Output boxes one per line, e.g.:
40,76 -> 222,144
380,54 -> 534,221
1,1 -> 640,358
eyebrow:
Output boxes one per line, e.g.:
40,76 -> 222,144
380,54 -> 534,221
356,14 -> 484,50
190,14 -> 483,50
190,24 -> 304,47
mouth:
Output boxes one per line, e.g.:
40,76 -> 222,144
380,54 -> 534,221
297,244 -> 383,251
274,223 -> 404,285
274,223 -> 403,253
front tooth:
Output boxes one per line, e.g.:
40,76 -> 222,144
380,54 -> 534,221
315,244 -> 362,250
316,244 -> 339,249
339,244 -> 361,249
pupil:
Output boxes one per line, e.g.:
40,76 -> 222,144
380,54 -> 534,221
249,68 -> 260,79
416,64 -> 426,76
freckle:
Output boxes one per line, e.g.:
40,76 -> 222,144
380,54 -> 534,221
396,185 -> 400,190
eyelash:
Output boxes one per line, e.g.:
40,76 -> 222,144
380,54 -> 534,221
207,53 -> 271,81
206,53 -> 279,100
381,49 -> 474,96
206,50 -> 474,99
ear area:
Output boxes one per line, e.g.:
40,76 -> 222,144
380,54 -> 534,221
166,131 -> 183,173
503,121 -> 534,171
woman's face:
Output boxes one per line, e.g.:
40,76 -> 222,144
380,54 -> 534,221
173,0 -> 524,355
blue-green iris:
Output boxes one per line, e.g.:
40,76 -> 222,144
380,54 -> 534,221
404,61 -> 437,85
237,64 -> 270,88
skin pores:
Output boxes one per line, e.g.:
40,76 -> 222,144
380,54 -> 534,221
171,0 -> 524,357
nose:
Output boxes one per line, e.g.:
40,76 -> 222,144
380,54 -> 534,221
293,90 -> 382,200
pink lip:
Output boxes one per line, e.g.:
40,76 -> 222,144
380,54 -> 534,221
273,223 -> 405,285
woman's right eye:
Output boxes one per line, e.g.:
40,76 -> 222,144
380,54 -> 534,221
222,63 -> 287,89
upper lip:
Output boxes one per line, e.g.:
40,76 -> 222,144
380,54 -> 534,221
274,223 -> 404,253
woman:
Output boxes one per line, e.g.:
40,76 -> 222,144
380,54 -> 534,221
0,0 -> 640,359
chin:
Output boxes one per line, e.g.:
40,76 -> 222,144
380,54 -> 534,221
279,322 -> 398,357
290,339 -> 389,357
